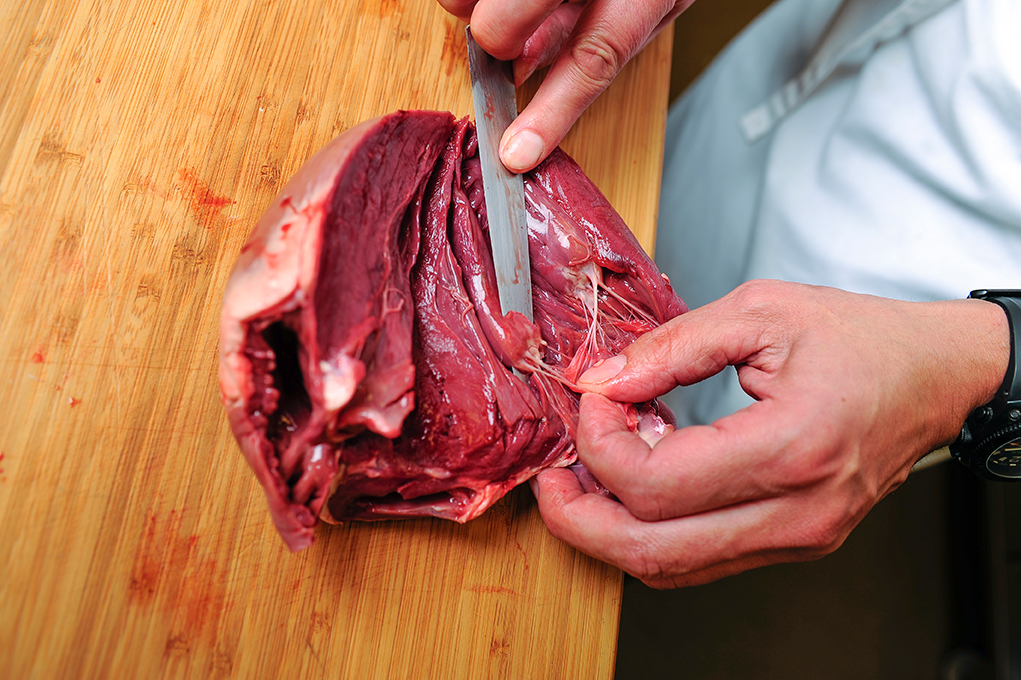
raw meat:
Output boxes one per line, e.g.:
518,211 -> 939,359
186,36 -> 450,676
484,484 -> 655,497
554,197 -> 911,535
219,110 -> 687,551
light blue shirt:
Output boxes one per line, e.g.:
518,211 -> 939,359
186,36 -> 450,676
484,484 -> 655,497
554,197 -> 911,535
656,0 -> 1021,425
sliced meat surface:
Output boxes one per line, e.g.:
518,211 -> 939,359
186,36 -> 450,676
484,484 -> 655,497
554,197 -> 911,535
219,111 -> 686,551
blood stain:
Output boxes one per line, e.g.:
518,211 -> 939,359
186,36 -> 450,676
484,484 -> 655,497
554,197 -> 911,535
69,397 -> 81,407
30,350 -> 44,363
177,167 -> 236,226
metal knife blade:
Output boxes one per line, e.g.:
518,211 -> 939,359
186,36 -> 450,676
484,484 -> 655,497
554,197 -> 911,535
466,26 -> 534,324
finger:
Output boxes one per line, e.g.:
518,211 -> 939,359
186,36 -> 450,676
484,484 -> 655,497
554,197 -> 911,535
532,465 -> 646,555
500,0 -> 683,172
577,393 -> 806,520
533,469 -> 852,588
574,393 -> 653,501
437,0 -> 477,21
468,0 -> 565,61
576,286 -> 777,403
512,3 -> 586,86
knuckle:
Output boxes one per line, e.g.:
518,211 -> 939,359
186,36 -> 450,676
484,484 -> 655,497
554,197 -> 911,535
640,574 -> 677,590
693,342 -> 731,377
622,550 -> 666,583
775,446 -> 832,490
569,35 -> 625,90
766,443 -> 811,489
808,527 -> 846,557
729,279 -> 788,315
797,506 -> 852,556
622,491 -> 665,522
617,532 -> 690,583
543,516 -> 573,545
617,534 -> 661,580
731,279 -> 772,304
770,428 -> 848,490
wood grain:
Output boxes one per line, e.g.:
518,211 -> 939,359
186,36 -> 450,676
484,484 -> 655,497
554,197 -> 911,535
0,0 -> 673,677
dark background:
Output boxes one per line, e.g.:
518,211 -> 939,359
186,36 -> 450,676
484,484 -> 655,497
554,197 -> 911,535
616,466 -> 952,679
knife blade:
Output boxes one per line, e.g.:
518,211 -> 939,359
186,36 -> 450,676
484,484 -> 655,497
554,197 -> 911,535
466,26 -> 534,325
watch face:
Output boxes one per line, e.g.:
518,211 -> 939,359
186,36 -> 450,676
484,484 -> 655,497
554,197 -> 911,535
986,435 -> 1021,478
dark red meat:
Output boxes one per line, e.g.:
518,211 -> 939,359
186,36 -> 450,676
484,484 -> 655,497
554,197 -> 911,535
219,111 -> 686,551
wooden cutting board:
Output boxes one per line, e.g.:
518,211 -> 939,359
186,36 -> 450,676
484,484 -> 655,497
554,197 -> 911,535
0,1 -> 673,677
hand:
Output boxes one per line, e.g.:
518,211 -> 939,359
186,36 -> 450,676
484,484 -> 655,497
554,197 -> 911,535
439,0 -> 693,172
531,280 -> 1009,588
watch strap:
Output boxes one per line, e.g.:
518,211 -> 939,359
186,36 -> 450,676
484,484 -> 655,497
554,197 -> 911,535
969,290 -> 1021,411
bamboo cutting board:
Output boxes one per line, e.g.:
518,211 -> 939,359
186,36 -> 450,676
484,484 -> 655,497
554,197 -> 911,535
0,1 -> 673,678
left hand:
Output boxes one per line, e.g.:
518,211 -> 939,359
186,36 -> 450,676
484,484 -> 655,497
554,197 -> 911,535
439,0 -> 693,172
531,280 -> 1009,588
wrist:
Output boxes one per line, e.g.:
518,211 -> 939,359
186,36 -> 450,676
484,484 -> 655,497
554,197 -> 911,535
921,298 -> 1009,447
958,297 -> 1012,410
947,292 -> 1021,479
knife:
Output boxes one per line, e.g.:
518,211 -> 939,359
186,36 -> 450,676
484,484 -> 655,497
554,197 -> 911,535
466,26 -> 534,326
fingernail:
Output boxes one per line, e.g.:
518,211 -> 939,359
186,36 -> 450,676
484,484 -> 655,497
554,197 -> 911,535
501,129 -> 544,171
528,476 -> 539,499
578,355 -> 626,385
513,60 -> 537,87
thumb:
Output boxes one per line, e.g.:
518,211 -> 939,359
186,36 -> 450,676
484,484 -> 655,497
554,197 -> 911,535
576,295 -> 766,402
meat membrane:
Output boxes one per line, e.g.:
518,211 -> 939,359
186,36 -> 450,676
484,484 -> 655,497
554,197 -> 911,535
219,110 -> 687,551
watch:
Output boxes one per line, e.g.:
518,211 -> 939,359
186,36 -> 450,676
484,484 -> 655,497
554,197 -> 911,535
949,289 -> 1021,481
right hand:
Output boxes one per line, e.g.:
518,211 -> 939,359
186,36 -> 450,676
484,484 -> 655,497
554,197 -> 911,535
531,281 -> 1009,587
438,0 -> 694,172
